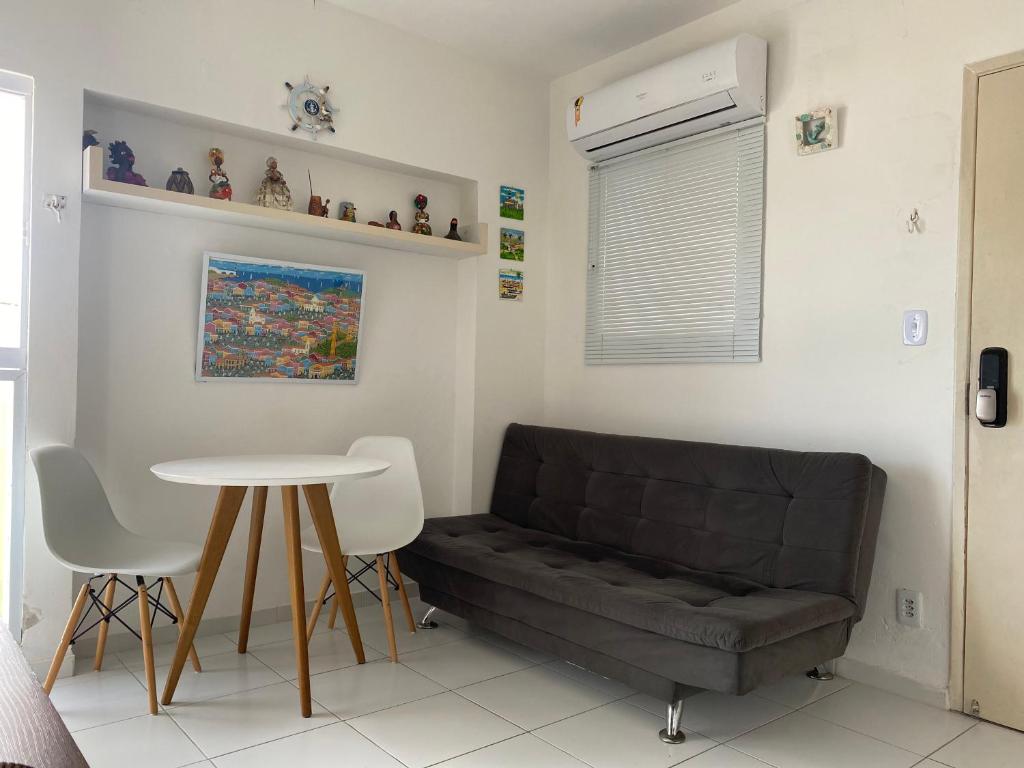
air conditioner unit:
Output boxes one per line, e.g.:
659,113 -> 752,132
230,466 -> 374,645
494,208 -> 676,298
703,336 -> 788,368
566,34 -> 767,162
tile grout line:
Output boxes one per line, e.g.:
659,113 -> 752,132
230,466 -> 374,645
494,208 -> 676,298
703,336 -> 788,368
921,721 -> 979,766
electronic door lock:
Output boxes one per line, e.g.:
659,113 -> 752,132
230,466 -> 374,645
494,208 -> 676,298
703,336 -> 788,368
977,347 -> 1008,427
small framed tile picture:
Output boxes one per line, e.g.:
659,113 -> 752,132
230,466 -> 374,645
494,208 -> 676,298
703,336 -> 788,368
795,107 -> 837,156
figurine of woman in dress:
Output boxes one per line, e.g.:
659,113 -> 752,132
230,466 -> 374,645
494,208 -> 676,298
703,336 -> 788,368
208,148 -> 232,200
254,156 -> 293,210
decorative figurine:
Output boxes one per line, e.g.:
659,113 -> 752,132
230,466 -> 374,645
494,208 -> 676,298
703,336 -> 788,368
105,141 -> 147,186
165,168 -> 194,195
254,156 -> 293,210
338,201 -> 356,222
386,210 -> 401,230
284,78 -> 338,140
367,220 -> 384,228
411,193 -> 431,235
83,130 -> 99,150
444,218 -> 462,241
208,148 -> 232,200
305,171 -> 330,217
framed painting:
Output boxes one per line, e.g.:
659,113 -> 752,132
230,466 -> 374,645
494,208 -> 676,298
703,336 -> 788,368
499,185 -> 524,220
499,227 -> 525,261
196,252 -> 366,383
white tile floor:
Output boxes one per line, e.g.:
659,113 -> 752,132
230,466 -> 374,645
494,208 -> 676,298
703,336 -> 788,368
50,599 -> 1024,768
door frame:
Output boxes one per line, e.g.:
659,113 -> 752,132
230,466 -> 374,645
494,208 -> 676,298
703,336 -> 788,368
951,48 -> 1024,714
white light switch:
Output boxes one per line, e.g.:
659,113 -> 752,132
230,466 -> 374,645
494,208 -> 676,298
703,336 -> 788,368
902,310 -> 928,346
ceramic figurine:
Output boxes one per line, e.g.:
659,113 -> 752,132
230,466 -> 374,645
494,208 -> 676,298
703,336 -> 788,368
83,130 -> 99,150
254,156 -> 293,210
165,168 -> 194,195
444,218 -> 462,241
367,219 -> 384,228
105,141 -> 147,186
411,193 -> 431,235
386,210 -> 402,230
338,201 -> 356,222
308,195 -> 330,217
208,148 -> 232,200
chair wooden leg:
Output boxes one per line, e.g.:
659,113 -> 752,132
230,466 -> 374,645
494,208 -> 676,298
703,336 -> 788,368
327,557 -> 344,630
303,484 -> 365,664
283,486 -> 312,717
162,485 -> 247,707
238,486 -> 268,654
389,551 -> 417,634
93,574 -> 118,671
307,572 -> 332,642
163,577 -> 201,673
376,555 -> 399,662
43,582 -> 91,693
137,577 -> 158,715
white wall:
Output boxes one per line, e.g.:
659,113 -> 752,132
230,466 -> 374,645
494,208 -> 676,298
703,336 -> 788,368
0,0 -> 548,666
544,0 -> 1024,695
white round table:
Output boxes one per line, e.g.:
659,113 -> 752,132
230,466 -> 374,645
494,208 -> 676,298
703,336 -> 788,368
151,454 -> 389,716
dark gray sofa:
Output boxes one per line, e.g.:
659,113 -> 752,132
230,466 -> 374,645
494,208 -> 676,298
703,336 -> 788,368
398,423 -> 886,741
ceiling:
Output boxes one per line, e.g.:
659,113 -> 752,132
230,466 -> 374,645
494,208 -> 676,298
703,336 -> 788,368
322,0 -> 739,78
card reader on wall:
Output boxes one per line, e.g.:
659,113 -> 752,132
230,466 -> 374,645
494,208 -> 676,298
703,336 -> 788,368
977,347 -> 1008,427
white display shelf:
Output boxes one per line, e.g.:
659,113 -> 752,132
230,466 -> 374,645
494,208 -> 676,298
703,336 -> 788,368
82,145 -> 487,258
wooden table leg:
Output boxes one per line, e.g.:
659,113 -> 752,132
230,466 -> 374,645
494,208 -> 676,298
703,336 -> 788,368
282,485 -> 312,717
161,485 -> 247,706
303,483 -> 365,664
238,486 -> 268,653
164,577 -> 202,672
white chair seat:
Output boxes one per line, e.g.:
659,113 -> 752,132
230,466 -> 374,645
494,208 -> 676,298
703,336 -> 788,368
299,523 -> 411,558
50,531 -> 202,577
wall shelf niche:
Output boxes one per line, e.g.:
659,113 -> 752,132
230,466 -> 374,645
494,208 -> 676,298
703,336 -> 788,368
81,92 -> 487,259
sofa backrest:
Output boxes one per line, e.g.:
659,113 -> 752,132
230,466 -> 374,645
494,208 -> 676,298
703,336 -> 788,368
490,423 -> 886,618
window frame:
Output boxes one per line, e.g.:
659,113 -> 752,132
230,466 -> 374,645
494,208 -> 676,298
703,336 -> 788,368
0,68 -> 33,638
584,118 -> 766,365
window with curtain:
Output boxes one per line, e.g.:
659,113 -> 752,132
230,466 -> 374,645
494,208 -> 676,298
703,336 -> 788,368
585,119 -> 765,364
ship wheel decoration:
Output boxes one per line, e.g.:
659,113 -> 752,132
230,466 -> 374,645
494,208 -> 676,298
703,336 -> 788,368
284,77 -> 337,140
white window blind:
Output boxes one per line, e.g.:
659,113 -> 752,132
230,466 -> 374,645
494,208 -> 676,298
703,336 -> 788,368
585,119 -> 765,364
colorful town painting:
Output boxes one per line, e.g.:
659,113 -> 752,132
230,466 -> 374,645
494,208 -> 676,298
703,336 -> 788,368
196,253 -> 365,383
499,185 -> 524,220
499,228 -> 525,261
498,268 -> 524,301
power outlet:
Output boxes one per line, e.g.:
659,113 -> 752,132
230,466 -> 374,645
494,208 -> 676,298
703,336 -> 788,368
896,589 -> 923,628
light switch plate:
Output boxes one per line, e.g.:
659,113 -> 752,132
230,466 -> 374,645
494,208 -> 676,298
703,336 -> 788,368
902,309 -> 928,346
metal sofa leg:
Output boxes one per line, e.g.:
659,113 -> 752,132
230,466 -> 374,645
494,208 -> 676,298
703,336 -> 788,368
417,606 -> 438,629
659,683 -> 686,744
806,664 -> 835,681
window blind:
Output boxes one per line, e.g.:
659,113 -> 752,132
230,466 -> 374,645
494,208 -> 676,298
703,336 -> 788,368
585,119 -> 765,364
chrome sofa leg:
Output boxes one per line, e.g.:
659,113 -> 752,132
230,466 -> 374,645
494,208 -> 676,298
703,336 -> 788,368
806,664 -> 835,681
417,606 -> 438,629
659,684 -> 686,744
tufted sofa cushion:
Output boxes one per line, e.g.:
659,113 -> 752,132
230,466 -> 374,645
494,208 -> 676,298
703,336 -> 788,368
490,423 -> 885,617
406,513 -> 856,652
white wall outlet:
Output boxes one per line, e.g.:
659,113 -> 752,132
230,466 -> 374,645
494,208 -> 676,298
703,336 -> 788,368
896,589 -> 923,628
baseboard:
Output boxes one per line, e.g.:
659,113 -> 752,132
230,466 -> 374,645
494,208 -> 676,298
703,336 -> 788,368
836,656 -> 949,710
65,581 -> 420,662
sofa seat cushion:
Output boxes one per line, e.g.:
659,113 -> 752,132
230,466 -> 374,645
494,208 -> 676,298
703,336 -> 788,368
405,514 -> 856,653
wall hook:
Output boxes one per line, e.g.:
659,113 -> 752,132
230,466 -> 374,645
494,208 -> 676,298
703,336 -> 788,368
907,208 -> 920,233
43,194 -> 66,223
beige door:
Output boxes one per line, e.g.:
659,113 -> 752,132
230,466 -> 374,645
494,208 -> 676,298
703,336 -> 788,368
964,62 -> 1024,731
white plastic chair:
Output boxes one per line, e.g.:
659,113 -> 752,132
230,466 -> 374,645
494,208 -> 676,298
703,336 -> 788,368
31,445 -> 203,714
301,436 -> 424,660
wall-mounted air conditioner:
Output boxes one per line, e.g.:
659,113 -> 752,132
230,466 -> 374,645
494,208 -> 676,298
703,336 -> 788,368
566,34 -> 767,162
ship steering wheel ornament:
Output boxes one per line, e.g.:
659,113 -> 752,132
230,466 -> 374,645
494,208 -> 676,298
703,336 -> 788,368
284,78 -> 337,139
